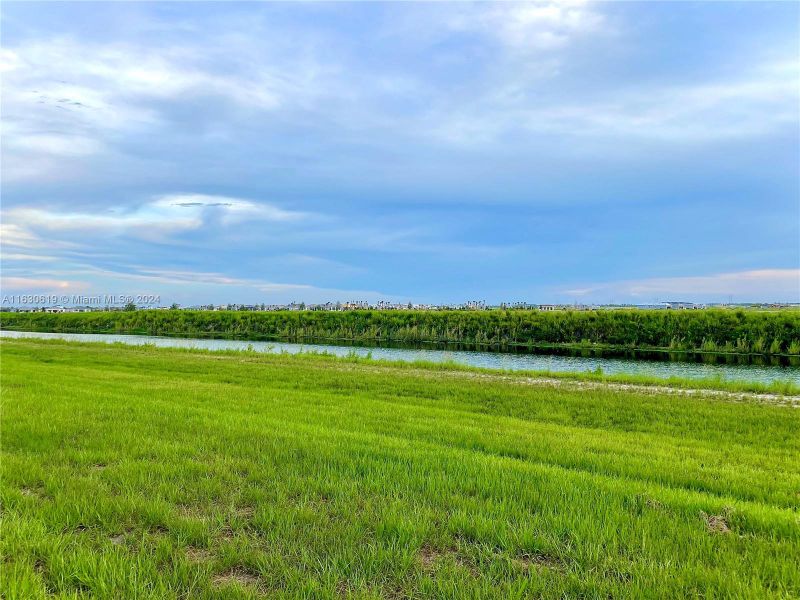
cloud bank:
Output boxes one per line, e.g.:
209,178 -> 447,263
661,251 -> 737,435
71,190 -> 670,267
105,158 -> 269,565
1,2 -> 797,304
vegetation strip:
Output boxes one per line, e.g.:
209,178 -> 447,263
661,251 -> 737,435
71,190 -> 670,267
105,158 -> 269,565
2,337 -> 799,599
3,307 -> 799,356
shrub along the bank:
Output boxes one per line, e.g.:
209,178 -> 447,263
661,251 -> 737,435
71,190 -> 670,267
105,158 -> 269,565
2,308 -> 799,355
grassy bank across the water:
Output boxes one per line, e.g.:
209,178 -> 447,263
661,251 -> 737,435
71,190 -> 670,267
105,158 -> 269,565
2,307 -> 799,357
4,335 -> 799,396
2,337 -> 799,599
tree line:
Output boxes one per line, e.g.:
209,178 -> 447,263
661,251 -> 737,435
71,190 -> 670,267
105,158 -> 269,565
2,309 -> 799,355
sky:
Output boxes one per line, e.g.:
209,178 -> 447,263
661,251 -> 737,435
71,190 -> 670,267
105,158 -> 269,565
1,1 -> 799,306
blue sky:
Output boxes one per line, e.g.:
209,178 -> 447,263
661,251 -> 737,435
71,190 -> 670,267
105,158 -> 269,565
1,1 -> 798,305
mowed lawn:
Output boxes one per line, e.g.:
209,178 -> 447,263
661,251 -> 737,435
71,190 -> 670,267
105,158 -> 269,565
1,339 -> 798,599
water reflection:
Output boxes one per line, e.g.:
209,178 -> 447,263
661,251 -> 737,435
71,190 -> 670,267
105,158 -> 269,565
2,329 -> 798,385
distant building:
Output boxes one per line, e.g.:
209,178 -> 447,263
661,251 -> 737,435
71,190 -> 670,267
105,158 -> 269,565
662,301 -> 704,310
63,306 -> 93,313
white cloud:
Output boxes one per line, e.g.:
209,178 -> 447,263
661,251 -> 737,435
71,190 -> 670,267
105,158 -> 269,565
0,222 -> 82,250
127,268 -> 320,294
3,262 -> 393,304
3,4 -> 796,186
430,59 -> 799,145
1,223 -> 46,249
0,276 -> 88,292
6,204 -> 201,237
454,1 -> 605,51
0,37 -> 326,181
1,253 -> 58,262
2,39 -> 285,112
133,269 -> 392,302
6,132 -> 105,158
156,194 -> 308,224
1,46 -> 162,162
563,269 -> 800,302
1,194 -> 311,244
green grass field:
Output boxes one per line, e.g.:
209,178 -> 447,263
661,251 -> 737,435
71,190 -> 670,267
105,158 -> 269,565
2,338 -> 799,599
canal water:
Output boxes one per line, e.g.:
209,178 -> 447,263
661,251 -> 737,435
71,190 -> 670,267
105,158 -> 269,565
3,329 -> 798,385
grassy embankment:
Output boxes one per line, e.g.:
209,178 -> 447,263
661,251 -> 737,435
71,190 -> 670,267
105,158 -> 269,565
2,308 -> 799,356
2,338 -> 799,599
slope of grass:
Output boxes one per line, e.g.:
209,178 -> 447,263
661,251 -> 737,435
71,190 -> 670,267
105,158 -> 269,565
4,334 -> 799,395
1,338 -> 799,599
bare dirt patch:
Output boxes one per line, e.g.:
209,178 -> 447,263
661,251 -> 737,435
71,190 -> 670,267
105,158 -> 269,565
20,486 -> 41,498
186,547 -> 214,562
514,551 -> 564,572
148,524 -> 169,535
335,579 -> 351,597
176,504 -> 206,519
418,544 -> 480,576
380,583 -> 407,600
218,524 -> 236,539
418,545 -> 441,571
701,511 -> 731,534
454,554 -> 479,577
212,566 -> 262,589
235,505 -> 255,518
